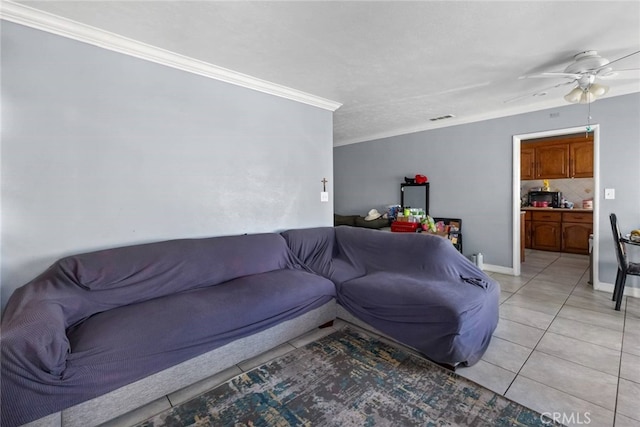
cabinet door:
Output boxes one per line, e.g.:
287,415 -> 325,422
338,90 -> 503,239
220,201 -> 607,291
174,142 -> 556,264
525,220 -> 532,248
536,144 -> 570,179
521,147 -> 536,180
562,223 -> 592,254
524,211 -> 533,249
570,140 -> 594,178
532,221 -> 562,251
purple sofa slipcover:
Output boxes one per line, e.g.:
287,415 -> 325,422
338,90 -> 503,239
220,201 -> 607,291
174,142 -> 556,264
282,226 -> 500,367
1,233 -> 336,427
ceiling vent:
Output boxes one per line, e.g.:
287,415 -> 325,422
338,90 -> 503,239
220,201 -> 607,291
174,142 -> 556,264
429,114 -> 455,122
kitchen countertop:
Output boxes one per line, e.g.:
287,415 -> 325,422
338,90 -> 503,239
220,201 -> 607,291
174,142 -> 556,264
521,207 -> 594,212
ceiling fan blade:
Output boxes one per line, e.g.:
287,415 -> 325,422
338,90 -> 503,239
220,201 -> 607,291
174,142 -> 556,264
504,80 -> 575,104
503,92 -> 545,104
594,50 -> 640,71
519,72 -> 581,80
598,68 -> 640,80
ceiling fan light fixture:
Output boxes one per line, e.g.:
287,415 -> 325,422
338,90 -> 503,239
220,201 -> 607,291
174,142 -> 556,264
589,83 -> 609,97
564,87 -> 584,103
579,91 -> 593,104
564,82 -> 610,104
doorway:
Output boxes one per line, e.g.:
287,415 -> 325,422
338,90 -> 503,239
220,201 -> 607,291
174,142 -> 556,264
512,125 -> 600,290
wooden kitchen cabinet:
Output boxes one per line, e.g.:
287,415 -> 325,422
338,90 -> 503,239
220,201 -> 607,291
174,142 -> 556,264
524,209 -> 592,254
521,147 -> 536,180
570,140 -> 594,178
531,211 -> 562,252
535,143 -> 570,179
562,211 -> 593,254
521,133 -> 593,180
524,210 -> 532,249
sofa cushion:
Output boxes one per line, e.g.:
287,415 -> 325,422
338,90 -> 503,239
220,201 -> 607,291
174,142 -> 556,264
65,268 -> 335,380
339,270 -> 498,365
339,271 -> 490,321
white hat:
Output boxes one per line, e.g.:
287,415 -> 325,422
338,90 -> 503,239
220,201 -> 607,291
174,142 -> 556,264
364,209 -> 383,221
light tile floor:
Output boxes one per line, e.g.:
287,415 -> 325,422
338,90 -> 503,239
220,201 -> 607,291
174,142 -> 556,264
104,249 -> 640,427
455,249 -> 640,427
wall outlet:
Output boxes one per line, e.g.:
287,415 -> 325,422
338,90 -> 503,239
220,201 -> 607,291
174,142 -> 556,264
321,192 -> 329,202
604,188 -> 615,200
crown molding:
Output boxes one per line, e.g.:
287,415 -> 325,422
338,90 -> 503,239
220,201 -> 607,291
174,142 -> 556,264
334,88 -> 640,147
0,1 -> 342,112
333,99 -> 568,147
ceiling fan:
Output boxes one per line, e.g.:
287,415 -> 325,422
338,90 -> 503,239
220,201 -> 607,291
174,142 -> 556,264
516,50 -> 640,104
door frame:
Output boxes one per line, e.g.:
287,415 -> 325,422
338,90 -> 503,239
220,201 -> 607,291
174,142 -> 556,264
512,125 -> 600,288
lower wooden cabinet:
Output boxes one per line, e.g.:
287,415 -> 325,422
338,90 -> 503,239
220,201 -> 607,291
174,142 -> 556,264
532,221 -> 562,251
531,210 -> 562,251
526,210 -> 592,254
524,211 -> 532,249
562,212 -> 593,254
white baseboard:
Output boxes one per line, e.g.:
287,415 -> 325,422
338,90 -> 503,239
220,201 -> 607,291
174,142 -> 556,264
482,264 -> 514,275
481,266 -> 640,300
595,281 -> 640,298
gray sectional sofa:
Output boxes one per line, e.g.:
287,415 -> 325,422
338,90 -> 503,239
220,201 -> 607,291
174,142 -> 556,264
1,227 -> 499,427
282,226 -> 500,367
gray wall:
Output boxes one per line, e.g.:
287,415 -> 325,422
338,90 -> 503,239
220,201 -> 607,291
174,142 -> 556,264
334,93 -> 640,290
1,22 -> 333,310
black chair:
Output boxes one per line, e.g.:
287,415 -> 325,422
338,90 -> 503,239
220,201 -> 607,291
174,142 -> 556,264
609,213 -> 640,311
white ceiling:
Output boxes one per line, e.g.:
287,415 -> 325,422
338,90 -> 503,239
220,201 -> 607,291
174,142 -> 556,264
11,1 -> 640,146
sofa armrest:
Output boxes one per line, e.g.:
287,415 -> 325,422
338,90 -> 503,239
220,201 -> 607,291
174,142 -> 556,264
2,302 -> 70,377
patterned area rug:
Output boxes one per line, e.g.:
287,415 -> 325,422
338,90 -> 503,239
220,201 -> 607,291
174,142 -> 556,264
137,328 -> 559,426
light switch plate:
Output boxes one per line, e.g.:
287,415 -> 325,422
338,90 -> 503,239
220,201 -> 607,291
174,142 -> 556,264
604,188 -> 615,199
321,192 -> 329,202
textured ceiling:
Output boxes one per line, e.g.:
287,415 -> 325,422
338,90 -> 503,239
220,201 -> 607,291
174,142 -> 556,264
12,1 -> 640,145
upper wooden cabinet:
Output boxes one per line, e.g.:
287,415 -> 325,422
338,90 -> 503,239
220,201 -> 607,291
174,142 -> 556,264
521,133 -> 593,180
570,140 -> 594,178
520,147 -> 536,180
536,143 -> 570,179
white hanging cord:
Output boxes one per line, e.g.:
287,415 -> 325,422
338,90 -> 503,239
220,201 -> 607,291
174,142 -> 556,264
585,87 -> 592,137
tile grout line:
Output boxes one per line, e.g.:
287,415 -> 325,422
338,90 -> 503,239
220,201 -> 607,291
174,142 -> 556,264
504,251 -> 627,426
506,374 -> 616,417
612,296 -> 628,427
501,257 -> 557,395
503,255 -> 585,398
